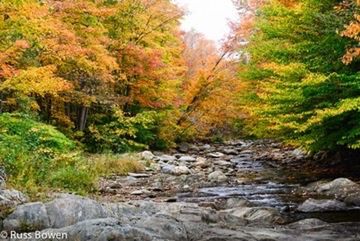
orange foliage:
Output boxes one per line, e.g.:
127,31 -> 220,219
342,13 -> 360,64
179,31 -> 242,137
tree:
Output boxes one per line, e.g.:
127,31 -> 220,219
238,0 -> 360,151
178,31 -> 242,138
0,0 -> 185,134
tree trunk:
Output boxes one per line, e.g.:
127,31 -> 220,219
78,106 -> 89,131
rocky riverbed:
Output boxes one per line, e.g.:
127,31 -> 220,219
1,140 -> 360,240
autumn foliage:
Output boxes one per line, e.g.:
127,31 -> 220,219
0,0 -> 242,152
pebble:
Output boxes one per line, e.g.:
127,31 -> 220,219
128,173 -> 150,178
207,152 -> 225,158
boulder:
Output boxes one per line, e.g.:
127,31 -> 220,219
317,178 -> 360,199
201,144 -> 211,150
34,218 -> 154,241
157,155 -> 177,163
291,148 -> 307,160
3,202 -> 49,232
287,218 -> 328,230
297,198 -> 347,212
136,213 -> 188,241
0,189 -> 28,217
178,155 -> 196,162
33,213 -> 188,241
46,195 -> 111,228
208,171 -> 228,183
195,157 -> 210,168
178,143 -> 190,153
220,207 -> 284,225
140,151 -> 155,161
344,192 -> 360,206
214,160 -> 232,167
173,166 -> 191,176
161,164 -> 176,174
3,195 -> 112,232
161,164 -> 190,176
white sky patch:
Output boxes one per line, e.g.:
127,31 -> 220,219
173,0 -> 239,43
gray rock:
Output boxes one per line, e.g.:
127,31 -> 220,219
0,189 -> 28,216
344,192 -> 360,206
157,155 -> 177,163
223,149 -> 238,155
214,160 -> 232,167
195,157 -> 209,168
3,202 -> 49,232
224,198 -> 249,209
34,218 -> 154,241
201,144 -> 211,150
173,166 -> 191,176
131,189 -> 151,196
220,207 -> 284,225
3,195 -> 111,232
230,156 -> 252,163
107,181 -> 122,188
178,155 -> 196,162
46,195 -> 111,228
287,218 -> 328,230
161,164 -> 176,174
317,178 -> 360,199
161,164 -> 190,176
208,171 -> 228,183
140,151 -> 155,160
297,198 -> 347,212
3,194 -> 360,241
291,148 -> 307,160
128,173 -> 150,178
136,213 -> 188,241
178,143 -> 190,153
207,152 -> 225,158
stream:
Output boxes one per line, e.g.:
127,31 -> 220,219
175,151 -> 360,223
3,140 -> 360,241
100,140 -> 360,224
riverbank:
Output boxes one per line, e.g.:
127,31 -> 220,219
1,140 -> 360,240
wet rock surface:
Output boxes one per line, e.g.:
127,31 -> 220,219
297,199 -> 347,213
2,140 -> 360,240
2,194 -> 360,241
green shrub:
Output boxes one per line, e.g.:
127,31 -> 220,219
0,113 -> 95,194
85,108 -> 164,153
48,166 -> 95,194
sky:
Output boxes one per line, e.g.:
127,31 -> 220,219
173,0 -> 239,43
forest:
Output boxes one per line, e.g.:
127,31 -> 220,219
0,0 -> 359,196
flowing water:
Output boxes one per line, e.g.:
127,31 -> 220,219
176,157 -> 360,223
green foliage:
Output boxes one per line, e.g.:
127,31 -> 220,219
0,113 -> 95,194
240,0 -> 360,151
48,166 -> 95,194
85,108 -> 163,153
0,112 -> 146,195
